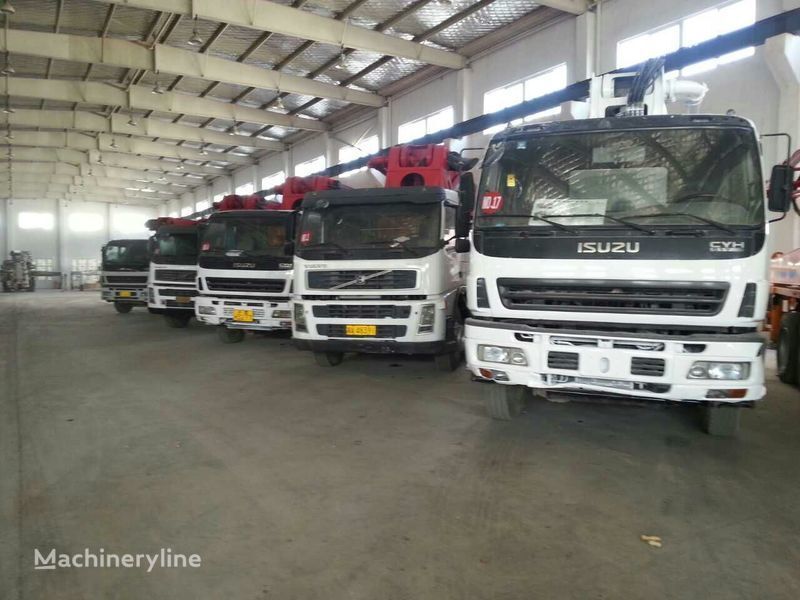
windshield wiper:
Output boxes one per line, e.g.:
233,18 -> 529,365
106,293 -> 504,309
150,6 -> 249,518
301,241 -> 350,254
622,212 -> 736,235
362,239 -> 421,257
540,213 -> 656,235
476,213 -> 577,233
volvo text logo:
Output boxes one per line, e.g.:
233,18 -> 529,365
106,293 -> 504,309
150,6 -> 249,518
577,242 -> 640,254
709,241 -> 745,253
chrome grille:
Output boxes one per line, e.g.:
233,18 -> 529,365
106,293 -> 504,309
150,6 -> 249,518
307,270 -> 416,290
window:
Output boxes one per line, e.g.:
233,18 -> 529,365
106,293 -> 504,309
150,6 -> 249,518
261,171 -> 286,190
213,193 -> 226,204
235,182 -> 255,196
180,206 -> 193,217
113,212 -> 148,235
195,199 -> 211,212
34,258 -> 54,272
68,213 -> 104,233
397,107 -> 454,144
168,211 -> 178,218
295,155 -> 326,178
18,212 -> 54,230
616,0 -> 755,75
72,258 -> 100,283
483,64 -> 568,135
338,135 -> 379,177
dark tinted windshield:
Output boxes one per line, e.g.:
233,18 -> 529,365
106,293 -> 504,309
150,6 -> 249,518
155,232 -> 197,258
477,126 -> 763,229
297,202 -> 441,259
201,216 -> 291,258
102,241 -> 149,269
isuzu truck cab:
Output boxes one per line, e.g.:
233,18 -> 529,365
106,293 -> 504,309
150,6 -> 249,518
195,195 -> 296,343
460,63 -> 792,435
100,238 -> 150,313
146,217 -> 202,328
291,143 -> 474,370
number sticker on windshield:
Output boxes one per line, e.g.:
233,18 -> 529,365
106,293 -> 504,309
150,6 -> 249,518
300,231 -> 312,245
481,192 -> 503,214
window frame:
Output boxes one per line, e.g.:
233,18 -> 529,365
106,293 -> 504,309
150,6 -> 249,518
397,107 -> 454,144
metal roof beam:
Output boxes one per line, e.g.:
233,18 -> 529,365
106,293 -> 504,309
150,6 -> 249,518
0,109 -> 283,150
0,161 -> 196,185
533,0 -> 587,14
0,77 -> 329,132
0,172 -> 180,193
0,29 -> 384,107
91,0 -> 465,69
3,130 -> 254,165
0,183 -> 170,202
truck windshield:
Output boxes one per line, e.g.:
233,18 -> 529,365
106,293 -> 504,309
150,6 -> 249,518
152,232 -> 198,264
297,202 -> 441,259
476,126 -> 764,230
201,216 -> 291,257
102,241 -> 149,270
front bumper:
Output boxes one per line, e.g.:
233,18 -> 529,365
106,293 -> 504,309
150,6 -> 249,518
291,295 -> 457,356
148,285 -> 197,312
101,287 -> 147,304
464,319 -> 766,404
194,295 -> 292,331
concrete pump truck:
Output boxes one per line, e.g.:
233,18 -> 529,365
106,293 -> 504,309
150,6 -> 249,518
100,238 -> 150,313
459,60 -> 794,435
194,193 -> 309,343
146,217 -> 203,328
292,143 -> 476,370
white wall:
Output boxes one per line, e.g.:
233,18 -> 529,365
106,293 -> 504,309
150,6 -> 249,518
0,198 -> 156,288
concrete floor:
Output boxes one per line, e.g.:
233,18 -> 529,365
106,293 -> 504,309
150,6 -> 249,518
1,292 -> 799,600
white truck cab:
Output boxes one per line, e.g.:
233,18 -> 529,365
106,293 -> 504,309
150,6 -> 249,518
100,239 -> 150,313
292,186 -> 468,370
195,209 -> 295,343
461,65 -> 790,435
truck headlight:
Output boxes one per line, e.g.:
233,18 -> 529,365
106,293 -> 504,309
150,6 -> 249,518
688,361 -> 750,380
418,303 -> 436,333
478,344 -> 527,366
293,303 -> 306,331
272,309 -> 291,319
198,305 -> 215,315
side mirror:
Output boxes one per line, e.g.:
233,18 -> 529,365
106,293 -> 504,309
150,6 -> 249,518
768,164 -> 794,213
283,240 -> 295,255
456,172 -> 475,237
455,238 -> 471,253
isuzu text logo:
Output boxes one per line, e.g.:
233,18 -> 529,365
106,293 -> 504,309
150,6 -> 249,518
232,262 -> 256,269
709,241 -> 745,253
577,241 -> 640,254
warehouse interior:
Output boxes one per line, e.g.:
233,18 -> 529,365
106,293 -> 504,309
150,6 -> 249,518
2,0 -> 800,598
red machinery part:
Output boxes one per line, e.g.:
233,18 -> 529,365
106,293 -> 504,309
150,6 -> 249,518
367,144 -> 462,190
145,216 -> 199,230
262,176 -> 344,210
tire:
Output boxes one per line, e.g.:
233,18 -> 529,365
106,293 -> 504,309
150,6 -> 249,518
435,351 -> 461,372
164,313 -> 191,328
777,312 -> 800,384
217,326 -> 245,343
702,404 -> 742,437
314,351 -> 344,367
435,304 -> 464,372
484,384 -> 527,420
114,302 -> 133,314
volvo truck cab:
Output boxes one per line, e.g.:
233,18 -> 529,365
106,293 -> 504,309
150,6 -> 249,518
100,239 -> 150,313
146,217 -> 202,328
461,63 -> 790,435
292,144 -> 474,370
195,197 -> 296,343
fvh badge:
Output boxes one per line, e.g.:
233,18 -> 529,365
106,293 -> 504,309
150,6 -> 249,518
481,192 -> 503,215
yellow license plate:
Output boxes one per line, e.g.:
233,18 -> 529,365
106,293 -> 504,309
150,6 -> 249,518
118,290 -> 132,298
176,296 -> 191,304
233,309 -> 254,322
346,324 -> 376,336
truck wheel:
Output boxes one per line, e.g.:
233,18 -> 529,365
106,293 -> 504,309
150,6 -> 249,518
777,312 -> 800,384
165,313 -> 191,328
484,384 -> 527,420
114,302 -> 133,314
314,351 -> 343,367
435,351 -> 461,372
217,326 -> 245,343
702,404 -> 742,437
